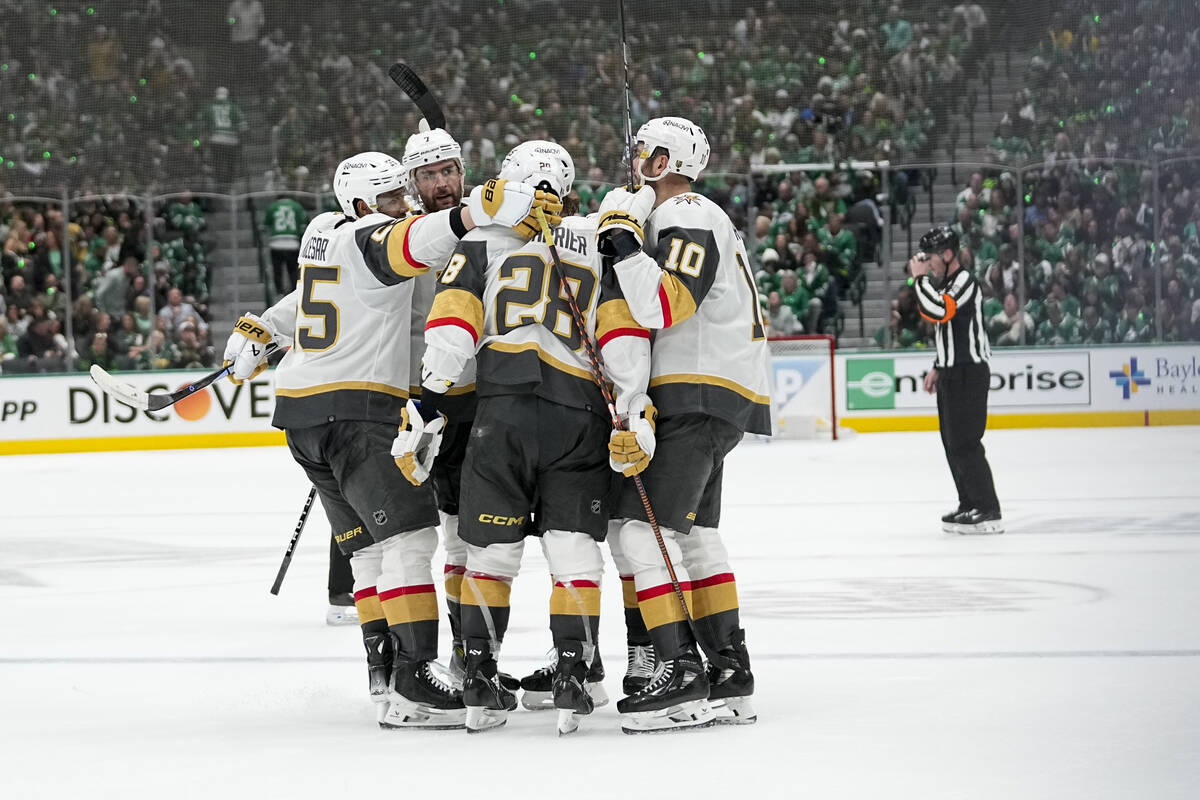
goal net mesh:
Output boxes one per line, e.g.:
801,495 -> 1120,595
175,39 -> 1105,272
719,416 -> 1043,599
768,335 -> 837,439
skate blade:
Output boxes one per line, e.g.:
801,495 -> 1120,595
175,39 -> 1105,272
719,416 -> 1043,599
372,695 -> 390,724
711,695 -> 757,725
586,680 -> 609,709
955,521 -> 1004,535
556,708 -> 582,736
620,699 -> 717,734
380,698 -> 466,730
325,606 -> 360,626
465,705 -> 509,733
520,689 -> 555,711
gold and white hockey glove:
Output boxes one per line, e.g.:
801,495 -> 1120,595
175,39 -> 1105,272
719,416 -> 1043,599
392,399 -> 447,486
608,393 -> 658,478
222,313 -> 277,385
513,189 -> 564,239
597,185 -> 655,260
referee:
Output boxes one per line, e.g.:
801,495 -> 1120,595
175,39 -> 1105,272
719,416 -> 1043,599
908,226 -> 1003,534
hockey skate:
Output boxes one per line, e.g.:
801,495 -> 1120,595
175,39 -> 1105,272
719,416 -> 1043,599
519,648 -> 608,711
940,507 -> 967,534
550,641 -> 596,736
380,659 -> 466,730
326,592 -> 359,626
463,639 -> 517,733
617,647 -> 715,734
706,630 -> 757,725
949,508 -> 1004,535
363,632 -> 393,723
623,643 -> 656,695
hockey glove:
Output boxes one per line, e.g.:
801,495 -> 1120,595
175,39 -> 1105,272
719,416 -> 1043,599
608,394 -> 658,477
222,313 -> 277,385
392,399 -> 447,486
513,189 -> 564,239
468,180 -> 563,239
597,185 -> 655,260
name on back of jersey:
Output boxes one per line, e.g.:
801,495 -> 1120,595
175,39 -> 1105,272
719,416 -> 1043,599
301,235 -> 330,261
553,225 -> 588,256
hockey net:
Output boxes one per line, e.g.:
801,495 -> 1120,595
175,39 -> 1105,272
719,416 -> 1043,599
767,335 -> 838,440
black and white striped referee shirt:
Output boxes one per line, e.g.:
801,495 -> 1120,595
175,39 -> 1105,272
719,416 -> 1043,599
914,267 -> 990,367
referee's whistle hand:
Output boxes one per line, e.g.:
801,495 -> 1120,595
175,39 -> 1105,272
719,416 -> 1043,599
923,368 -> 938,394
908,255 -> 930,277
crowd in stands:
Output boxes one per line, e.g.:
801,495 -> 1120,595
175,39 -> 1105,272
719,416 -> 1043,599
885,1 -> 1200,349
0,195 -> 215,373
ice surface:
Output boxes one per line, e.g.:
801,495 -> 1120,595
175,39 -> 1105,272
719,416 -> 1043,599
2,427 -> 1198,799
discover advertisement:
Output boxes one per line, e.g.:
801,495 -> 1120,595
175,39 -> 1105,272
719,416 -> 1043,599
0,368 -> 281,453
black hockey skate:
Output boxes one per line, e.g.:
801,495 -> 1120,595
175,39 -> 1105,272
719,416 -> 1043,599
380,659 -> 466,730
706,630 -> 757,725
363,632 -> 393,722
940,507 -> 968,533
617,646 -> 715,734
519,648 -> 608,711
951,508 -> 1004,535
463,638 -> 517,733
551,641 -> 596,736
623,642 -> 656,695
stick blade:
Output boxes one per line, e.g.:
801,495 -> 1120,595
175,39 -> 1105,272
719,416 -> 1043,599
89,364 -> 150,411
388,61 -> 446,130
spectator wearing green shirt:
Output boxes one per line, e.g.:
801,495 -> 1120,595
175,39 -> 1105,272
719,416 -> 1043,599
807,176 -> 846,230
1036,300 -> 1081,346
1078,305 -> 1114,344
817,213 -> 858,285
797,251 -> 833,333
168,192 -> 206,235
1115,299 -> 1154,343
263,196 -> 307,299
201,86 -> 248,188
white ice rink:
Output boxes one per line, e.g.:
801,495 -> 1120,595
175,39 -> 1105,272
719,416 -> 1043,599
2,426 -> 1198,799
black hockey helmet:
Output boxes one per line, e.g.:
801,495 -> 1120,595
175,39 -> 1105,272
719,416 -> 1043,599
919,226 -> 959,258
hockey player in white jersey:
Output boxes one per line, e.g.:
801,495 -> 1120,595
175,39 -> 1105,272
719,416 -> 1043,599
595,117 -> 771,733
400,127 -> 479,681
409,141 -> 615,734
222,150 -> 559,729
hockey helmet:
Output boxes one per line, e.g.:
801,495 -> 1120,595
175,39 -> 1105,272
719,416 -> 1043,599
919,226 -> 960,259
497,140 -> 575,199
401,127 -> 464,208
635,116 -> 710,182
333,152 -> 406,218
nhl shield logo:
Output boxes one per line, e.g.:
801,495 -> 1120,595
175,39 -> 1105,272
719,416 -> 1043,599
373,509 -> 387,525
590,499 -> 601,514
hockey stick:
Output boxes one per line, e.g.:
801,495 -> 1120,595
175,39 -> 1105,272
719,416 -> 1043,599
89,342 -> 279,412
616,0 -> 637,186
533,208 -> 733,670
388,62 -> 446,131
270,485 -> 318,595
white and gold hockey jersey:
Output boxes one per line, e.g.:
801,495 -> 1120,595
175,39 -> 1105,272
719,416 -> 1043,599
597,191 -> 772,435
262,206 -> 468,429
423,215 -> 608,417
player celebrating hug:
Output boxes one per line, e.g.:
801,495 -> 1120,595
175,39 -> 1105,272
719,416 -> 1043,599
221,149 -> 558,729
412,141 -> 614,735
596,117 -> 772,733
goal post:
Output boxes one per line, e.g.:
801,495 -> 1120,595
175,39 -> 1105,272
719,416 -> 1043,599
767,334 -> 838,440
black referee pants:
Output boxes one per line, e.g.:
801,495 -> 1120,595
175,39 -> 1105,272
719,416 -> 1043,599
936,362 -> 1000,513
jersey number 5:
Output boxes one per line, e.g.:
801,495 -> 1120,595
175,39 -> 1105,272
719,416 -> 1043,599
298,265 -> 340,351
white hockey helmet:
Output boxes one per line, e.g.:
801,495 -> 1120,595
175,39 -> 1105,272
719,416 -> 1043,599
332,151 -> 406,217
497,140 -> 575,198
401,127 -> 464,203
635,116 -> 710,181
